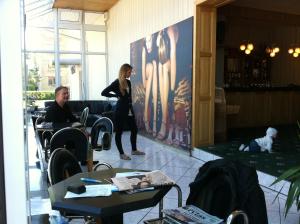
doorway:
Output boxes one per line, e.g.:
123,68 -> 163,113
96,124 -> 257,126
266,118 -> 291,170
192,0 -> 232,147
193,0 -> 300,179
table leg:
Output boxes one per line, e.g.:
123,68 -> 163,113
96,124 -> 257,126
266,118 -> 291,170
97,214 -> 123,224
95,218 -> 102,224
87,148 -> 93,172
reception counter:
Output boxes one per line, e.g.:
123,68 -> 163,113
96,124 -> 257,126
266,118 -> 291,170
225,87 -> 300,128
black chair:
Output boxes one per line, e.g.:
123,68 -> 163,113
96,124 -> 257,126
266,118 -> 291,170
93,162 -> 113,171
48,148 -> 111,184
48,148 -> 94,222
90,117 -> 113,151
80,107 -> 89,128
35,116 -> 53,161
48,148 -> 82,185
49,127 -> 89,163
35,116 -> 45,145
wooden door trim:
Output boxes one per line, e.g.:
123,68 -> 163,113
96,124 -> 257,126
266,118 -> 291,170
192,0 -> 234,148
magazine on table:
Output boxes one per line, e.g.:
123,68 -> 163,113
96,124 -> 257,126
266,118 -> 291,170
162,205 -> 223,224
111,170 -> 175,192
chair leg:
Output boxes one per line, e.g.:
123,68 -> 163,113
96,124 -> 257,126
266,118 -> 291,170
93,162 -> 113,171
226,210 -> 249,224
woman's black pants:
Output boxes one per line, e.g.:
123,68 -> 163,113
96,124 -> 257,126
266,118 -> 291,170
114,115 -> 138,154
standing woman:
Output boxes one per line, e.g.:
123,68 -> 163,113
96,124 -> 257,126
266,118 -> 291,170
101,63 -> 145,160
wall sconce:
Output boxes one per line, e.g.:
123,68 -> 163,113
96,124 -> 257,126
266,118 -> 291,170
266,46 -> 280,57
240,42 -> 254,55
288,47 -> 300,57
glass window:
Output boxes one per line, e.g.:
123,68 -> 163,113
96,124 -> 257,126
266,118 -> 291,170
85,31 -> 106,52
26,11 -> 54,28
85,12 -> 105,25
60,54 -> 82,100
59,29 -> 81,52
25,27 -> 54,51
60,10 -> 81,22
24,7 -> 107,101
26,53 -> 55,91
86,55 -> 106,100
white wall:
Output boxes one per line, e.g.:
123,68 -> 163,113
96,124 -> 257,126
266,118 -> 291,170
107,0 -> 194,81
0,0 -> 28,223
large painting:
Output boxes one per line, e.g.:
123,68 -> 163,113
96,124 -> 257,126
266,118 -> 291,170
130,17 -> 193,150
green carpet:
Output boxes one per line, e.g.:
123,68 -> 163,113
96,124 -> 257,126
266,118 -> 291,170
198,125 -> 300,177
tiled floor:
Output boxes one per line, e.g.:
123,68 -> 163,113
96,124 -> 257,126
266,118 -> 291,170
28,121 -> 300,224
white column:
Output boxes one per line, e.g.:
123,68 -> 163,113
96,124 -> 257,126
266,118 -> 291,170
0,0 -> 28,223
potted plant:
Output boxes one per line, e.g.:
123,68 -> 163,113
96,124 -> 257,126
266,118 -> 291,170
271,166 -> 300,216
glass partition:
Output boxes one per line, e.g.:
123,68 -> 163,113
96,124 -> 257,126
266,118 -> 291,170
86,55 -> 106,100
59,29 -> 81,52
26,53 -> 55,108
60,54 -> 82,100
85,12 -> 105,25
24,5 -> 108,224
85,31 -> 106,53
25,28 -> 54,51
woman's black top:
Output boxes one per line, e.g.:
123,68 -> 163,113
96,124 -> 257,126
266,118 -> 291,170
45,101 -> 77,123
101,79 -> 134,117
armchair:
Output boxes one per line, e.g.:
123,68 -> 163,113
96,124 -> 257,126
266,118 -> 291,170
49,127 -> 89,163
48,148 -> 82,185
90,117 -> 113,151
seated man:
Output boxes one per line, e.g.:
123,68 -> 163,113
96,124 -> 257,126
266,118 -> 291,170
45,86 -> 78,123
45,86 -> 97,167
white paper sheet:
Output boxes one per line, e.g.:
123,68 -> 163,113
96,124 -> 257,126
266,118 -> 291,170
64,184 -> 113,198
115,171 -> 149,178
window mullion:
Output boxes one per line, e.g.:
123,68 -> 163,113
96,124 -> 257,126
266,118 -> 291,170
54,8 -> 60,87
81,11 -> 87,100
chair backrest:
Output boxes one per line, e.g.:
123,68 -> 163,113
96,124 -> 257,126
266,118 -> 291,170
50,127 -> 89,162
48,148 -> 82,185
34,116 -> 53,150
90,117 -> 113,150
33,116 -> 45,135
93,162 -> 113,171
35,115 -> 45,126
80,107 -> 89,127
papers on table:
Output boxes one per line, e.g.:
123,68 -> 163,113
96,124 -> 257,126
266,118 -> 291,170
115,171 -> 150,178
114,172 -> 157,194
112,170 -> 175,192
64,184 -> 114,199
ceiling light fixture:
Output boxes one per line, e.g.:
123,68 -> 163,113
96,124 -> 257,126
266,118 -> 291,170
288,47 -> 300,58
240,42 -> 254,55
266,46 -> 280,58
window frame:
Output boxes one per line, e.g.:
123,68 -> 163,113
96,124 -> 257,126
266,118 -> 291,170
25,8 -> 108,100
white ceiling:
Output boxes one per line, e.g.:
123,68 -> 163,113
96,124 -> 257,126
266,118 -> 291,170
232,0 -> 300,16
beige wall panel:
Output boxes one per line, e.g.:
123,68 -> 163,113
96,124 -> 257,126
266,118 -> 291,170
197,101 -> 210,144
226,91 -> 300,128
200,11 -> 212,53
269,91 -> 290,124
193,3 -> 216,147
199,57 -> 211,95
107,0 -> 194,82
